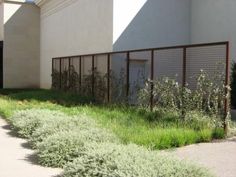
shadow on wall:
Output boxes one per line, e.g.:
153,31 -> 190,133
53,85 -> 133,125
113,0 -> 191,51
3,3 -> 40,88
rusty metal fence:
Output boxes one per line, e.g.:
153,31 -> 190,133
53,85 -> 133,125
52,41 -> 230,114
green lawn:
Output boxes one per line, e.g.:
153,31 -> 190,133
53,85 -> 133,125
0,89 -> 224,149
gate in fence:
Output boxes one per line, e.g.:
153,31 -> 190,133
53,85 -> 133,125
52,41 -> 230,128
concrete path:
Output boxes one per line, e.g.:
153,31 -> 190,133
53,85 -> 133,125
0,118 -> 62,177
172,137 -> 236,177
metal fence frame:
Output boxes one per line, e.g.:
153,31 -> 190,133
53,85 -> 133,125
52,41 -> 230,130
0,41 -> 3,89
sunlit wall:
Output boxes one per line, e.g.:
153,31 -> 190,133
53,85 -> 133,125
191,0 -> 236,61
0,1 -> 3,41
113,0 -> 191,51
3,2 -> 40,88
4,3 -> 21,24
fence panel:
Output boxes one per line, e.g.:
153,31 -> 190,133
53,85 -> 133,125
186,45 -> 227,89
129,51 -> 151,104
154,48 -> 183,84
52,59 -> 60,89
60,58 -> 69,91
52,42 -> 229,114
94,54 -> 109,102
80,56 -> 93,97
110,52 -> 128,103
69,57 -> 81,92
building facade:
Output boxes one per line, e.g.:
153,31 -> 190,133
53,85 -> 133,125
1,0 -> 40,88
0,0 -> 236,88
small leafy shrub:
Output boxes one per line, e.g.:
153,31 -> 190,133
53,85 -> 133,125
37,129 -> 118,167
30,115 -> 97,147
37,131 -> 86,167
184,111 -> 222,131
63,142 -> 214,177
52,66 -> 109,103
10,109 -> 66,138
138,68 -> 229,128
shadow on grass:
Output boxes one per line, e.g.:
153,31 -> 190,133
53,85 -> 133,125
0,89 -> 94,107
0,89 -> 172,123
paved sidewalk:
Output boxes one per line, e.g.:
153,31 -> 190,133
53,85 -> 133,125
173,137 -> 236,177
0,118 -> 62,177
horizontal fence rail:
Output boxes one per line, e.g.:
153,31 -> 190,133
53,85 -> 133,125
52,41 -> 230,129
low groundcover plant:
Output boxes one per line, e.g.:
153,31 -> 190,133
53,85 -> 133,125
63,142 -> 214,177
10,109 -> 66,138
36,127 -> 119,167
30,114 -> 98,147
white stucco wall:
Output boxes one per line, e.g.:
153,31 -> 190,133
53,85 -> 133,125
0,1 -> 3,41
39,0 -> 113,88
113,0 -> 191,51
112,0 -> 191,88
191,0 -> 236,61
38,0 -> 235,89
3,2 -> 40,88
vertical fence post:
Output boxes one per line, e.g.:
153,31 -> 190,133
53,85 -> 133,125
52,59 -> 54,75
92,55 -> 95,97
224,42 -> 230,134
107,54 -> 111,103
126,52 -> 130,99
79,56 -> 82,91
59,58 -> 62,90
181,47 -> 187,118
68,58 -> 71,90
150,50 -> 154,111
52,59 -> 54,89
182,47 -> 187,87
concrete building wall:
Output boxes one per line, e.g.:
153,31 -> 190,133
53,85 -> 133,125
191,0 -> 236,61
3,2 -> 40,88
38,0 -> 113,88
112,0 -> 191,86
0,1 -> 3,41
113,0 -> 191,51
37,0 -> 235,89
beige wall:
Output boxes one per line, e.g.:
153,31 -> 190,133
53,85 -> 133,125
0,1 -> 3,41
112,0 -> 191,86
113,0 -> 191,51
3,2 -> 40,88
38,0 -> 113,88
191,0 -> 236,61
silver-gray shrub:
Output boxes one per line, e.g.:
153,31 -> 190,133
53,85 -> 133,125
138,68 -> 229,121
63,142 -> 214,177
10,109 -> 66,138
36,128 -> 119,167
30,115 -> 97,147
